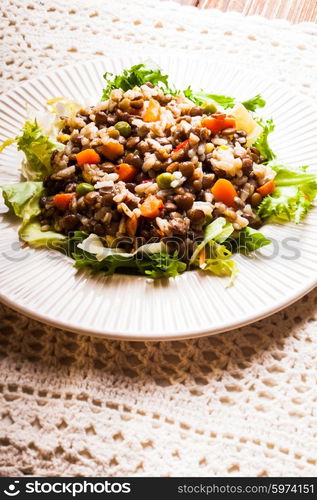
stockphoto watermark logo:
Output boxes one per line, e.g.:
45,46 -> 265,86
4,481 -> 21,496
1,233 -> 302,265
2,480 -> 131,497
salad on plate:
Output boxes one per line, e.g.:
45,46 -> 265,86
1,62 -> 316,281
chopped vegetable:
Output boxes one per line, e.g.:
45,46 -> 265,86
140,195 -> 164,218
53,193 -> 75,211
0,138 -> 16,153
115,163 -> 138,182
102,62 -> 175,100
241,94 -> 266,112
230,103 -> 263,146
203,243 -> 237,284
211,179 -> 238,207
1,181 -> 66,247
202,115 -> 236,134
0,120 -> 61,181
46,96 -> 82,118
254,118 -> 276,161
70,233 -> 186,279
173,139 -> 190,152
257,180 -> 275,197
156,172 -> 174,189
126,214 -> 138,236
225,227 -> 271,253
184,87 -> 266,112
76,148 -> 101,166
190,217 -> 234,265
199,247 -> 206,267
114,121 -> 132,138
143,98 -> 161,122
184,87 -> 236,108
76,183 -> 95,196
257,164 -> 317,223
20,221 -> 66,247
202,102 -> 218,115
100,141 -> 124,161
1,181 -> 43,230
189,218 -> 237,283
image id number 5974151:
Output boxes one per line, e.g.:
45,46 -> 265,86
271,484 -> 314,494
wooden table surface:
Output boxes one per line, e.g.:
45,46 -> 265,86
176,0 -> 317,23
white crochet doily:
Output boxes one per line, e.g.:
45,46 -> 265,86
0,0 -> 317,477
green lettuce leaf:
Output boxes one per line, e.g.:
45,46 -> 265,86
254,118 -> 276,161
17,120 -> 58,181
225,227 -> 271,253
189,218 -> 237,283
184,87 -> 235,108
203,241 -> 238,284
101,62 -> 266,114
1,181 -> 43,228
65,232 -> 186,279
102,62 -> 175,100
184,87 -> 266,112
257,165 -> 317,223
241,94 -> 266,112
19,221 -> 66,247
1,181 -> 65,246
0,120 -> 60,181
136,252 -> 187,279
189,217 -> 234,264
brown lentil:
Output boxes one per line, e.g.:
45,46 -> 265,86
174,193 -> 194,211
251,192 -> 263,207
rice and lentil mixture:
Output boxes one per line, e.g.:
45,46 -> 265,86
39,83 -> 275,261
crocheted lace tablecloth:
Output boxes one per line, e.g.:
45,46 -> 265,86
1,0 -> 317,477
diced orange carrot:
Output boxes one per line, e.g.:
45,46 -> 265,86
100,141 -> 124,161
303,192 -> 311,201
257,180 -> 275,197
140,195 -> 164,218
143,98 -> 161,122
53,193 -> 75,211
199,247 -> 206,267
76,148 -> 101,166
211,179 -> 238,207
202,115 -> 236,134
126,214 -> 138,236
115,163 -> 138,182
223,116 -> 236,128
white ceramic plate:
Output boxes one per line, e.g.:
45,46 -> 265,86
0,54 -> 316,340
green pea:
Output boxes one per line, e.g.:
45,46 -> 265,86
203,102 -> 217,115
114,121 -> 132,138
156,172 -> 174,189
76,183 -> 95,196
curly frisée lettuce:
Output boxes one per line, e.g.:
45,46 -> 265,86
102,62 -> 175,100
101,62 -> 266,114
0,120 -> 60,181
18,121 -> 60,181
257,164 -> 317,223
254,118 -> 276,162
